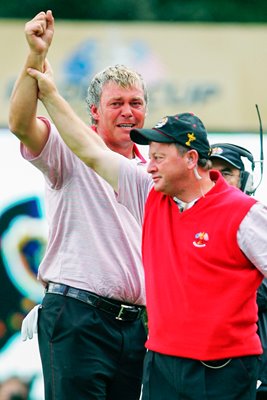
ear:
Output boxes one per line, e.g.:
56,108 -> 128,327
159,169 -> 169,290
91,105 -> 100,122
186,150 -> 198,168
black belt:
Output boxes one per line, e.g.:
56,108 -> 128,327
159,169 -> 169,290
46,283 -> 144,322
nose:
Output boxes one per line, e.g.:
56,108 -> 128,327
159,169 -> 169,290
121,103 -> 133,117
147,159 -> 157,173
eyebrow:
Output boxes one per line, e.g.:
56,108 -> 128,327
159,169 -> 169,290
109,96 -> 144,101
221,167 -> 233,172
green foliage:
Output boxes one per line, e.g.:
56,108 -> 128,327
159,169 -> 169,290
1,0 -> 267,22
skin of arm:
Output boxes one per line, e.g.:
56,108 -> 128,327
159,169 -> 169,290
27,61 -> 122,191
8,10 -> 54,155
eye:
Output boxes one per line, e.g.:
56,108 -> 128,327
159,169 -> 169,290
154,155 -> 164,161
221,171 -> 233,177
131,100 -> 143,107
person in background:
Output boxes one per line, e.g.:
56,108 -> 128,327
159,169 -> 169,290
210,143 -> 267,400
0,377 -> 29,400
9,10 -> 148,400
210,143 -> 254,194
19,54 -> 267,398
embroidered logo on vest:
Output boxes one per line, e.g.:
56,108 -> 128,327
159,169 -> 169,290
193,232 -> 209,248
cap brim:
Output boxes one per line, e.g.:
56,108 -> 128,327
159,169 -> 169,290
130,128 -> 173,145
210,154 -> 241,170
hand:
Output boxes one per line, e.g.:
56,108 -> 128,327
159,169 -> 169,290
25,10 -> 54,57
27,59 -> 57,101
21,304 -> 42,341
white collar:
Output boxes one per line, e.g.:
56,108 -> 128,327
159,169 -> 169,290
173,196 -> 200,212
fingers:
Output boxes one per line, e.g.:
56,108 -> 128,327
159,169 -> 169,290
25,10 -> 54,37
32,10 -> 53,24
43,59 -> 52,74
28,58 -> 54,79
29,15 -> 47,36
27,67 -> 42,80
46,10 -> 54,28
26,65 -> 56,102
35,10 -> 54,36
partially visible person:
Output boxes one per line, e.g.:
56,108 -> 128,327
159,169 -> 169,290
9,10 -> 148,400
23,58 -> 267,399
210,143 -> 255,194
0,377 -> 29,400
210,143 -> 267,400
257,280 -> 267,400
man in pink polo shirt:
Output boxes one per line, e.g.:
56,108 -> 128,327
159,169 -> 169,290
9,10 -> 148,400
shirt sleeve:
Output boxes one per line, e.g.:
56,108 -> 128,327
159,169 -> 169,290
117,157 -> 153,225
238,202 -> 267,276
21,118 -> 76,190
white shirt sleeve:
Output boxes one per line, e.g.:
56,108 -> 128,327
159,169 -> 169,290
117,157 -> 153,225
238,202 -> 267,276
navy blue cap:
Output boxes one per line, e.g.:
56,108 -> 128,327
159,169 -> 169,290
210,144 -> 245,170
130,112 -> 211,159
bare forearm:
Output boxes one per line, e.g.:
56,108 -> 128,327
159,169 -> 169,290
9,10 -> 54,144
41,90 -> 121,190
43,90 -> 105,162
9,52 -> 45,137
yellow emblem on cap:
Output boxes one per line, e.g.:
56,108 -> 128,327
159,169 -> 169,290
185,132 -> 196,146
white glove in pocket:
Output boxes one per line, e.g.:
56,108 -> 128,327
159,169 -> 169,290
21,304 -> 42,341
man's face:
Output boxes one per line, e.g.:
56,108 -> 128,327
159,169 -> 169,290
211,158 -> 241,188
92,81 -> 146,148
147,142 -> 189,196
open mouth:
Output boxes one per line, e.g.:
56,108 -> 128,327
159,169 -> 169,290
117,124 -> 135,128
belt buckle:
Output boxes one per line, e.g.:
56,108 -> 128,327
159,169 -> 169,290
116,304 -> 133,320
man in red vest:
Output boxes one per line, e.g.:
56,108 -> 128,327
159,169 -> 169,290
24,61 -> 267,399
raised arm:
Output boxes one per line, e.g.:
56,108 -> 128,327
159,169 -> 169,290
9,10 -> 54,155
27,61 -> 121,191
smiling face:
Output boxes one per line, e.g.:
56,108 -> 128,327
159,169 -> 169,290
91,81 -> 146,153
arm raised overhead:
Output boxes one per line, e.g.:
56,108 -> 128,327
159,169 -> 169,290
27,60 -> 122,191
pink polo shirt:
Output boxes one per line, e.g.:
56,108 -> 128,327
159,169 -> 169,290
21,119 -> 146,305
